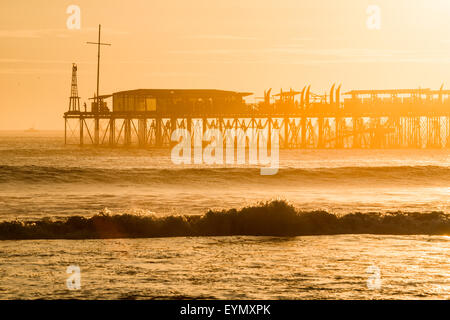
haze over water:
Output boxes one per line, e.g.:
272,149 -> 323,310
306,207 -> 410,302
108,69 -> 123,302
0,131 -> 448,299
2,0 -> 450,301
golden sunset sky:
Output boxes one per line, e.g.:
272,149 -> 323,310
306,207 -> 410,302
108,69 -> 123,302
1,0 -> 450,129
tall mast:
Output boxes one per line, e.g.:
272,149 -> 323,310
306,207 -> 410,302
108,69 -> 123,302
87,24 -> 111,111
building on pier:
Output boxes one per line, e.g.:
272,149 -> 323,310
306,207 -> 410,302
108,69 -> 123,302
81,89 -> 253,115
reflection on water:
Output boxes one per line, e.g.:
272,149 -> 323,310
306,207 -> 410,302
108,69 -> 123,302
0,235 -> 448,299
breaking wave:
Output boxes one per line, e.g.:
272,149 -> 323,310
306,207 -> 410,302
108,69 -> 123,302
1,200 -> 448,240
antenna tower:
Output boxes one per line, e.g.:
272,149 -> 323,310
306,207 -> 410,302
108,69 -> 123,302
69,63 -> 80,112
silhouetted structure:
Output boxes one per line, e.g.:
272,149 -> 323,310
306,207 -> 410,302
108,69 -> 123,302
64,80 -> 450,148
86,24 -> 111,114
111,89 -> 252,114
68,63 -> 80,112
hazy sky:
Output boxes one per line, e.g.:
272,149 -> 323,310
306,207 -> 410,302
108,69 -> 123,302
1,0 -> 450,129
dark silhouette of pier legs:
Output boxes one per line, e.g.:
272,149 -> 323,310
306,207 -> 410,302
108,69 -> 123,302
63,114 -> 450,149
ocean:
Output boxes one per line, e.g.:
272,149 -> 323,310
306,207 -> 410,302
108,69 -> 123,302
0,131 -> 448,299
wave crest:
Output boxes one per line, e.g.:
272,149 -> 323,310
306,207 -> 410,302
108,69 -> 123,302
1,200 -> 448,240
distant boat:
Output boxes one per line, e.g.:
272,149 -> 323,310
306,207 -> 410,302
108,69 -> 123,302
24,127 -> 38,133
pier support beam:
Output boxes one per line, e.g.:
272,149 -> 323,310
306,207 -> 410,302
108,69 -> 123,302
202,117 -> 207,134
138,119 -> 147,147
446,116 -> 450,148
79,117 -> 84,146
109,118 -> 115,146
155,117 -> 162,147
284,117 -> 289,149
187,117 -> 192,133
64,118 -> 67,145
318,117 -> 324,148
169,117 -> 177,148
94,117 -> 99,145
353,117 -> 362,148
124,118 -> 131,146
335,117 -> 344,148
301,117 -> 306,148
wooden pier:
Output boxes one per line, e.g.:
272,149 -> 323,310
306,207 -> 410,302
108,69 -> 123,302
64,87 -> 450,149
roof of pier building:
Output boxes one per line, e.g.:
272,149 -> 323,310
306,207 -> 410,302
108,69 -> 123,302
112,89 -> 253,98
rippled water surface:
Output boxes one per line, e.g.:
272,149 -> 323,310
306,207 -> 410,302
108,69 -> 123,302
0,235 -> 448,299
0,131 -> 449,299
